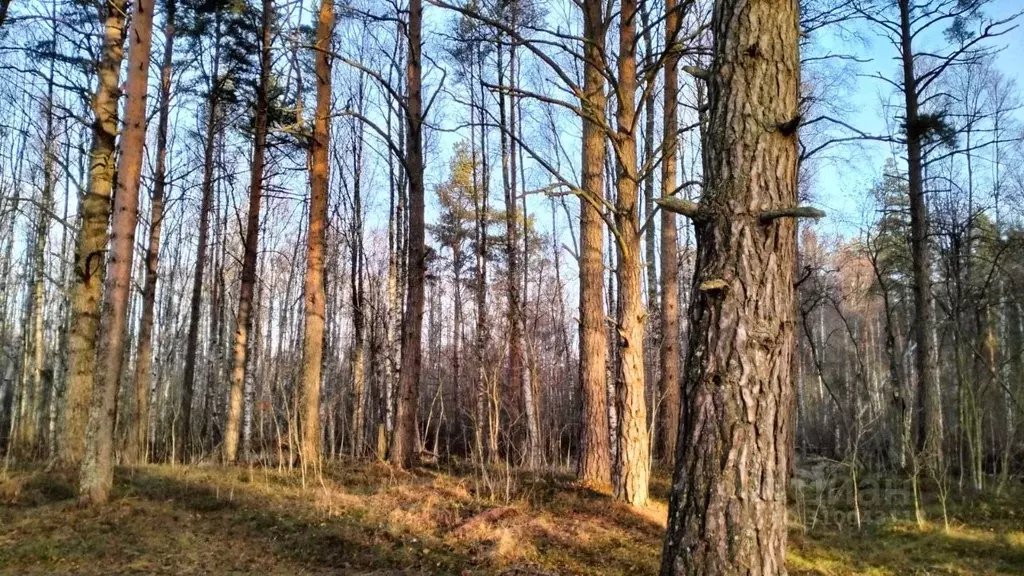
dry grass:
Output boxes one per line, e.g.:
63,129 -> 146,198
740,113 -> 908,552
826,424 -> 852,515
0,462 -> 1021,575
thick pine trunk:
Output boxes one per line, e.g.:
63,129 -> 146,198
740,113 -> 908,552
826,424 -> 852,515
223,0 -> 272,464
612,0 -> 650,507
59,0 -> 127,468
129,0 -> 175,465
79,0 -> 154,503
390,0 -> 424,468
661,0 -> 800,571
577,0 -> 611,489
657,0 -> 681,466
298,0 -> 334,471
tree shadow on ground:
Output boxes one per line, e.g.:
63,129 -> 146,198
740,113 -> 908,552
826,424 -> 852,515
1,466 -> 472,575
0,464 -> 674,575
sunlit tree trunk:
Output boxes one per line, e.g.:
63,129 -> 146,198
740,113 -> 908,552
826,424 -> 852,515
79,0 -> 155,503
59,0 -> 127,468
223,0 -> 272,464
661,0 -> 800,570
612,0 -> 650,507
129,0 -> 175,465
298,0 -> 334,472
577,0 -> 611,489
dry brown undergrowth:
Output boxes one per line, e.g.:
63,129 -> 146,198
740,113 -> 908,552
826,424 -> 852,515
1,463 -> 1022,575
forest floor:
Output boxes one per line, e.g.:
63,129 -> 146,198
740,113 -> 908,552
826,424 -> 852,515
1,460 -> 1023,575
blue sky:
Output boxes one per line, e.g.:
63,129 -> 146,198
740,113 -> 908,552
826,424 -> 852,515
411,0 -> 1024,309
808,0 -> 1024,239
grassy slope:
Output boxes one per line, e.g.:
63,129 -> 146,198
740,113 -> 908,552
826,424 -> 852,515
1,463 -> 1022,575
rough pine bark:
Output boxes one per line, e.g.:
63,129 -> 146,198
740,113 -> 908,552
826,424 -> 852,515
298,0 -> 334,471
658,0 -> 681,465
577,0 -> 611,489
390,0 -> 424,469
612,0 -> 650,507
223,0 -> 272,464
660,0 -> 800,571
129,0 -> 175,466
79,0 -> 155,503
59,0 -> 127,468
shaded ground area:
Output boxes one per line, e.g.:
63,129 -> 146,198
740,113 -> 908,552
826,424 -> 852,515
1,462 -> 1022,574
